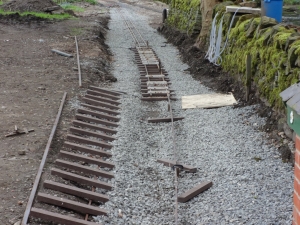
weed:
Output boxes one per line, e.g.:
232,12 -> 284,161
70,27 -> 83,36
61,3 -> 84,12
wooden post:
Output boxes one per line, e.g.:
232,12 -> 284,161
246,54 -> 251,102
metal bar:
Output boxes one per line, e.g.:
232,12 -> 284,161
30,208 -> 98,225
75,114 -> 119,128
87,89 -> 121,100
82,98 -> 120,110
37,193 -> 108,215
148,117 -> 184,123
22,92 -> 67,225
51,168 -> 113,190
75,36 -> 82,87
70,127 -> 116,141
66,134 -> 113,149
60,150 -> 115,169
72,120 -> 117,134
85,94 -> 121,105
44,180 -> 109,203
78,108 -> 120,122
177,181 -> 213,203
51,49 -> 73,58
64,141 -> 112,158
81,103 -> 120,116
157,158 -> 197,173
56,159 -> 114,178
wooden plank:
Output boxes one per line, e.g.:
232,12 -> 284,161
78,108 -> 120,122
82,97 -> 120,110
87,89 -> 120,100
55,159 -> 114,178
22,92 -> 67,225
51,168 -> 113,190
141,97 -> 177,101
75,114 -> 118,128
44,180 -> 109,203
72,120 -> 117,135
30,208 -> 98,225
37,193 -> 108,216
157,158 -> 197,173
64,142 -> 112,158
67,134 -> 113,149
69,127 -> 116,141
148,117 -> 184,123
60,150 -> 115,169
89,86 -> 123,96
182,93 -> 237,109
81,103 -> 120,115
178,181 -> 213,203
85,94 -> 121,105
226,6 -> 261,14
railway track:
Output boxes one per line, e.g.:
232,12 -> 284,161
22,86 -> 124,225
21,4 -> 211,225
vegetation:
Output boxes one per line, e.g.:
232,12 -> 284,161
0,9 -> 72,19
61,3 -> 84,12
0,1 -> 3,6
284,0 -> 300,5
54,0 -> 97,5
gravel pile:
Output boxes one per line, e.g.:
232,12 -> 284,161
95,6 -> 294,225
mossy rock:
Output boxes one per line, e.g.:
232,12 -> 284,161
259,16 -> 278,29
213,1 -> 234,18
285,33 -> 300,52
246,17 -> 260,38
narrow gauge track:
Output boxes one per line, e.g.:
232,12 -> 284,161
116,6 -> 185,225
22,86 -> 124,225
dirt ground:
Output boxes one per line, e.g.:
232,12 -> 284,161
0,2 -> 114,224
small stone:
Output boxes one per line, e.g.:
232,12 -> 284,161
14,221 -> 21,225
38,86 -> 45,90
17,201 -> 23,205
18,150 -> 26,155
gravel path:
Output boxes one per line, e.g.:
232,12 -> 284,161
96,5 -> 294,225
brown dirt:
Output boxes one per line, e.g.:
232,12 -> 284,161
1,0 -> 60,13
0,3 -> 113,224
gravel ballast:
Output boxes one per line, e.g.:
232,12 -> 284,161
96,6 -> 294,225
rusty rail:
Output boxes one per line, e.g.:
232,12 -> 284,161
22,92 -> 67,225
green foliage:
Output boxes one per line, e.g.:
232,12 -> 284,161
61,3 -> 84,12
284,0 -> 300,5
166,0 -> 201,35
0,1 -> 3,6
54,0 -> 97,5
0,9 -> 72,19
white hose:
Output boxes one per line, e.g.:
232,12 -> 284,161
205,9 -> 240,66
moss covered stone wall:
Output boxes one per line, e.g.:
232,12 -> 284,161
165,0 -> 201,35
215,2 -> 300,109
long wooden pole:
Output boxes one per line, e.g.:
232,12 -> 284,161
22,92 -> 67,225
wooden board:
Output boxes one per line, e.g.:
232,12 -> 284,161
182,93 -> 237,109
226,6 -> 261,15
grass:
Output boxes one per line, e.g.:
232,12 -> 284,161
54,0 -> 97,5
61,4 -> 84,12
0,9 -> 72,20
70,27 -> 83,36
0,1 -> 3,6
284,0 -> 300,5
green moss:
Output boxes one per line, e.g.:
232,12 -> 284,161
61,4 -> 84,12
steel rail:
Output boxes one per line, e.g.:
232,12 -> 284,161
117,5 -> 180,224
22,92 -> 67,225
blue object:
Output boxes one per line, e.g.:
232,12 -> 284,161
262,0 -> 283,23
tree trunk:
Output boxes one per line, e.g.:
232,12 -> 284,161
195,0 -> 220,48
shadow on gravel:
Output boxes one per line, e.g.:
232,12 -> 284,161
158,24 -> 294,163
